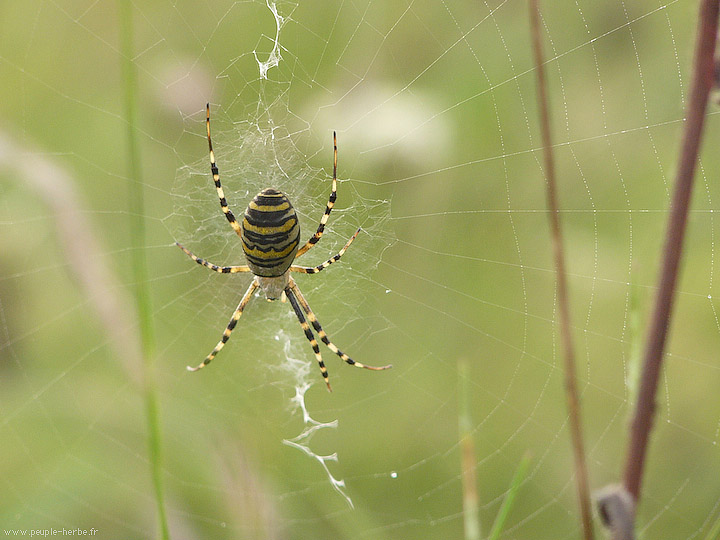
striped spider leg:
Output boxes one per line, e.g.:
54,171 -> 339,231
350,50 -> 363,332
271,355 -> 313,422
187,280 -> 258,372
285,277 -> 391,391
294,131 -> 338,258
175,103 -> 253,273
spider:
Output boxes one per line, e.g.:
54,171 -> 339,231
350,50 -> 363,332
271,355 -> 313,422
176,104 -> 392,391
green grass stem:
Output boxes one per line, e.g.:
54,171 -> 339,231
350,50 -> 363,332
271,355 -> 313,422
626,273 -> 643,409
487,453 -> 532,540
118,2 -> 170,539
703,512 -> 720,540
458,359 -> 481,540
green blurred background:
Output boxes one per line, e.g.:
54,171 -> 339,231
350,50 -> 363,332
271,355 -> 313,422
1,1 -> 719,539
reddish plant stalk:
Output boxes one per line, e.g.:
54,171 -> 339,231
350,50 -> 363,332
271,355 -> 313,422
528,2 -> 595,538
623,0 -> 719,502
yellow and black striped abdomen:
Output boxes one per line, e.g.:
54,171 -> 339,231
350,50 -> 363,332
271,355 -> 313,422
241,188 -> 300,277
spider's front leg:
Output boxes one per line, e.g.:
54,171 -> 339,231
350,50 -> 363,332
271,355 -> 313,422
295,132 -> 339,258
206,103 -> 243,237
290,228 -> 361,274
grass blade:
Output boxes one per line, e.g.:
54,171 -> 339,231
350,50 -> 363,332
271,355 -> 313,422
458,359 -> 481,540
117,2 -> 170,538
703,512 -> 720,540
487,453 -> 532,540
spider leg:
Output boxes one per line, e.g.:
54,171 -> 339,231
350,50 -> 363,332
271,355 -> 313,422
290,228 -> 360,274
176,242 -> 251,273
285,286 -> 332,391
295,132 -> 338,258
288,279 -> 392,372
206,103 -> 243,237
187,280 -> 258,372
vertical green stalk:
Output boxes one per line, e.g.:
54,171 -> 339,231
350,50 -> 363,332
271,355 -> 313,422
118,2 -> 170,539
458,359 -> 481,540
626,274 -> 643,409
487,453 -> 532,540
704,512 -> 720,540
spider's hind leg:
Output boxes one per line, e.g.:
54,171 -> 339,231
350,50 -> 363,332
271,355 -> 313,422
285,285 -> 332,391
288,279 -> 392,372
187,280 -> 258,372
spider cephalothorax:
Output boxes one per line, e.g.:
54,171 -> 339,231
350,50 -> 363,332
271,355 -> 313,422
176,104 -> 391,391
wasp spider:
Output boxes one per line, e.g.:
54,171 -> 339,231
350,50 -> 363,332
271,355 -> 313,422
176,104 -> 392,391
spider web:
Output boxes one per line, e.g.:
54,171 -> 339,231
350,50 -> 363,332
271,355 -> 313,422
1,1 -> 720,539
